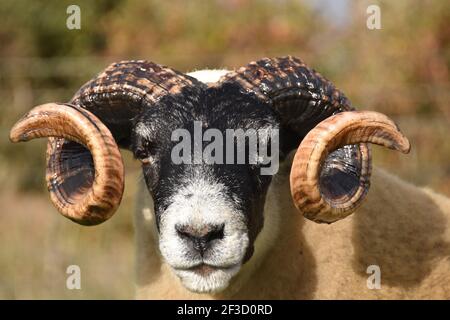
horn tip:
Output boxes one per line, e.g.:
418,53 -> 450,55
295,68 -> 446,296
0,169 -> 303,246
9,109 -> 39,143
9,124 -> 26,143
398,136 -> 411,154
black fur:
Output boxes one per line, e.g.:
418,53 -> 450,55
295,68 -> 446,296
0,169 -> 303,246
131,83 -> 284,262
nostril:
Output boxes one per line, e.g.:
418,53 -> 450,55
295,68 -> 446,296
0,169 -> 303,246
175,224 -> 192,239
175,223 -> 225,254
205,223 -> 225,242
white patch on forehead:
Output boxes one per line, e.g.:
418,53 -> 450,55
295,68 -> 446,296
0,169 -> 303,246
158,169 -> 249,293
188,69 -> 230,84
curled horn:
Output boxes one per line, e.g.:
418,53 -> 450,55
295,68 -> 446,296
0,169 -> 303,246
219,56 -> 410,222
10,60 -> 203,225
10,103 -> 124,225
290,111 -> 410,223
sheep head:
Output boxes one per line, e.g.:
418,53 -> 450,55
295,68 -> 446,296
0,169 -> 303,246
9,57 -> 410,293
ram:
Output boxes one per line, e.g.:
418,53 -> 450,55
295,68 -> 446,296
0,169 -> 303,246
10,56 -> 450,299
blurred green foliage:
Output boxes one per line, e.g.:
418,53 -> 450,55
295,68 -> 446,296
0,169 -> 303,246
1,0 -> 449,205
0,0 -> 449,298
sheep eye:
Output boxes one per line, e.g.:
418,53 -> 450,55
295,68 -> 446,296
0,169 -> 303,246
135,147 -> 149,160
134,140 -> 157,164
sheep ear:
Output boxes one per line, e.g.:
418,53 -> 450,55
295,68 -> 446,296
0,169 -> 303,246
289,111 -> 410,224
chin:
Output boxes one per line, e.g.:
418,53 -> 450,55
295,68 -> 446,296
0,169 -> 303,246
174,264 -> 241,293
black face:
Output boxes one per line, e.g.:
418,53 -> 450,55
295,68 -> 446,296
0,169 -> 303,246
130,83 -> 283,263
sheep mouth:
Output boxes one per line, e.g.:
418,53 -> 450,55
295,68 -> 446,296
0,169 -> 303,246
189,264 -> 218,276
177,263 -> 238,276
173,262 -> 242,293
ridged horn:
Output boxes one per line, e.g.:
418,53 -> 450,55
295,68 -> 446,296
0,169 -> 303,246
219,56 -> 411,223
218,56 -> 371,200
10,60 -> 203,225
10,103 -> 124,225
290,111 -> 411,223
218,56 -> 353,138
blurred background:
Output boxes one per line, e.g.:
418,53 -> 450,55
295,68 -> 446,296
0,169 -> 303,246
0,0 -> 448,299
